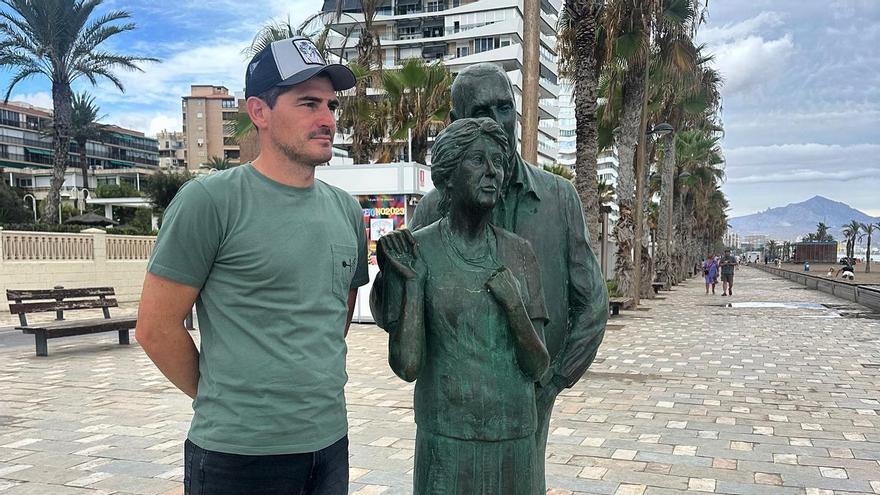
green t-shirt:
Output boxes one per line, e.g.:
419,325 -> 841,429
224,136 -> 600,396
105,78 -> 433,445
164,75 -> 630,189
147,163 -> 368,455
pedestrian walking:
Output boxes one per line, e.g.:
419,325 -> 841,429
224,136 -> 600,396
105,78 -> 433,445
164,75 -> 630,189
719,248 -> 737,296
135,37 -> 367,494
703,254 -> 718,294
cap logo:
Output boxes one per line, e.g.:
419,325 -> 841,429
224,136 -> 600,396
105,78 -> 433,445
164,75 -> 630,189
294,39 -> 325,65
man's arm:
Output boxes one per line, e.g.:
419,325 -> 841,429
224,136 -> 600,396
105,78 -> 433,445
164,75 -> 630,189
345,289 -> 358,337
550,181 -> 609,390
135,273 -> 201,399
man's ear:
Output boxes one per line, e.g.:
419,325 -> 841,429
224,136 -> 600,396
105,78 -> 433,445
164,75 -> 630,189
246,96 -> 269,131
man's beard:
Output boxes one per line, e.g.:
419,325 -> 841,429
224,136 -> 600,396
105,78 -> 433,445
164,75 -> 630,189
272,130 -> 333,167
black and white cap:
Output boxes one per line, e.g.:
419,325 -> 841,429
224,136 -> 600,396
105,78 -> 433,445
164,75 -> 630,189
245,36 -> 356,98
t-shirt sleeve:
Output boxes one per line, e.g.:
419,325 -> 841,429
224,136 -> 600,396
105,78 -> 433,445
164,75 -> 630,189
147,180 -> 222,289
350,200 -> 369,289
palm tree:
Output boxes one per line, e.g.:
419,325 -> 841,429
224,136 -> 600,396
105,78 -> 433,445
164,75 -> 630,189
544,164 -> 575,181
381,58 -> 451,164
841,220 -> 863,263
0,0 -> 157,223
598,178 -> 615,206
205,156 -> 234,171
558,0 -> 605,245
326,0 -> 388,164
603,0 -> 705,300
816,222 -> 832,241
69,92 -> 108,193
860,221 -> 879,273
766,240 -> 778,262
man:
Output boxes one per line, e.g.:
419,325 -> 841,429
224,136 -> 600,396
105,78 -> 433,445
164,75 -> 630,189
719,248 -> 737,296
135,37 -> 368,494
377,63 -> 608,491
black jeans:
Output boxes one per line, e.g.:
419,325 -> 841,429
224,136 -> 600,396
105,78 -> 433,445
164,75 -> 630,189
184,436 -> 349,495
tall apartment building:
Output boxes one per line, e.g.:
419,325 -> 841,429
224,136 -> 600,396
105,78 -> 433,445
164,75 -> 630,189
320,0 -> 561,165
0,100 -> 159,199
182,85 -> 240,170
156,130 -> 186,169
557,81 -> 620,212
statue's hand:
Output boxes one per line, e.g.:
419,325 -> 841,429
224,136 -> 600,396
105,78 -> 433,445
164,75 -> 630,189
485,266 -> 522,310
377,230 -> 425,281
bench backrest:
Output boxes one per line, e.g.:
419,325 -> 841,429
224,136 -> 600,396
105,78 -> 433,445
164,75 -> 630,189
6,287 -> 118,326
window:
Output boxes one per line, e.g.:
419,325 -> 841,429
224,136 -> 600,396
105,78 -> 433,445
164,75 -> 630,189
474,37 -> 498,53
456,46 -> 469,58
196,112 -> 203,119
222,112 -> 237,121
221,99 -> 237,108
16,178 -> 32,188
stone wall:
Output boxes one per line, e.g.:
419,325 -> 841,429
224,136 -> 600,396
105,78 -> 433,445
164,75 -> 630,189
0,229 -> 154,303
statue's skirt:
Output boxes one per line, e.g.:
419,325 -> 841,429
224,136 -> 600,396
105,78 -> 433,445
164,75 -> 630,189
413,429 -> 535,494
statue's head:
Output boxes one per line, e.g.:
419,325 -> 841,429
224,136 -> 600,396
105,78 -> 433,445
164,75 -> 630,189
450,63 -> 517,161
431,118 -> 508,216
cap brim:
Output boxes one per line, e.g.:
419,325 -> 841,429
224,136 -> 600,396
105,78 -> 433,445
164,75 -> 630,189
277,64 -> 356,91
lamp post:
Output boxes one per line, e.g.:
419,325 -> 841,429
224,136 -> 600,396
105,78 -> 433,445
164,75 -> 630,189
23,193 -> 37,223
633,122 -> 673,305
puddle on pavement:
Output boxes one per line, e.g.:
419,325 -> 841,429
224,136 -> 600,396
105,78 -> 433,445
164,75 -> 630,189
725,302 -> 827,310
723,301 -> 880,320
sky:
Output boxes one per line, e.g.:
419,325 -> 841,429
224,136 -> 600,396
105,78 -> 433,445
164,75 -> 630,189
695,1 -> 880,218
2,0 -> 879,218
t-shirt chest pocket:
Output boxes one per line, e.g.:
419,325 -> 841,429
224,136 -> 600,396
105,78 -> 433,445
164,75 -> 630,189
331,243 -> 358,300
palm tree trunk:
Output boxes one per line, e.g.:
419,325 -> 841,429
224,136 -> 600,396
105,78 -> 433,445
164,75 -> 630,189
47,82 -> 73,224
657,135 -> 675,288
612,63 -> 646,299
570,0 -> 603,248
867,232 -> 872,273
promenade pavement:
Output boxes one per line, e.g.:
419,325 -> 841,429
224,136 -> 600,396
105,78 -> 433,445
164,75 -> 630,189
0,266 -> 878,494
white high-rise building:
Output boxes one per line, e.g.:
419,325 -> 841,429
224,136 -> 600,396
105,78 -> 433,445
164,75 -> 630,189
320,0 -> 561,165
557,80 -> 619,213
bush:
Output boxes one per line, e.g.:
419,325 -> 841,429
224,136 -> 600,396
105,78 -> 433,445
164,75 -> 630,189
1,223 -> 90,233
0,182 -> 34,223
0,223 -> 155,236
606,279 -> 622,297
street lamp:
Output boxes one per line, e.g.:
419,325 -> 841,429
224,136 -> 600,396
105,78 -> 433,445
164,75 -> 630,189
649,123 -> 673,138
23,193 -> 37,222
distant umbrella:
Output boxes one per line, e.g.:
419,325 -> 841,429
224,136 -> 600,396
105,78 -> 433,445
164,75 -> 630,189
63,213 -> 119,226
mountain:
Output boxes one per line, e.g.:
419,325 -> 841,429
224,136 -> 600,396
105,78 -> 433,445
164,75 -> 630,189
729,196 -> 880,241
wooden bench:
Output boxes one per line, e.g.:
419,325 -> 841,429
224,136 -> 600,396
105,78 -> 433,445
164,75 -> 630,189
651,282 -> 666,294
609,297 -> 634,316
6,287 -> 136,357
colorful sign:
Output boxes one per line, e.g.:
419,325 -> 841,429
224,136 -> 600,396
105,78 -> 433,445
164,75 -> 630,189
358,195 -> 407,265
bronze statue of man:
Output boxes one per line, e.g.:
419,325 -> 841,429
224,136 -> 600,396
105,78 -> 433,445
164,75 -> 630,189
375,118 -> 550,493
409,63 -> 609,491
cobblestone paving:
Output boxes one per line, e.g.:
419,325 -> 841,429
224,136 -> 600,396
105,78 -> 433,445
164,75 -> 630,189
1,267 -> 879,494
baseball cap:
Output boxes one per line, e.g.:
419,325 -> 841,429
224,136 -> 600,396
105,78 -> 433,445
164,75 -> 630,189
245,36 -> 356,98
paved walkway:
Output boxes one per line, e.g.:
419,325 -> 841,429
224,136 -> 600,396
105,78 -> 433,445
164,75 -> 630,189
0,267 -> 878,494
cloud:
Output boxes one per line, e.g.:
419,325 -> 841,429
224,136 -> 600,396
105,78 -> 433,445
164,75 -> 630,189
111,111 -> 182,138
710,34 -> 795,96
8,91 -> 53,110
724,143 -> 880,184
699,11 -> 785,44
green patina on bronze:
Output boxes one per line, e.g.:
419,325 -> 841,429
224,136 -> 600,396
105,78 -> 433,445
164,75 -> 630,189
372,63 -> 608,494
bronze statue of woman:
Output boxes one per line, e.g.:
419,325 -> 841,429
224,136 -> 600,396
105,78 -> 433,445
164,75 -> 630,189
372,118 -> 550,494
